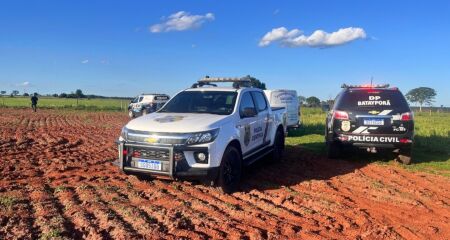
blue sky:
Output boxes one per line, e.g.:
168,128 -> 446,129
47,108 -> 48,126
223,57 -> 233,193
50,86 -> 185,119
1,1 -> 449,106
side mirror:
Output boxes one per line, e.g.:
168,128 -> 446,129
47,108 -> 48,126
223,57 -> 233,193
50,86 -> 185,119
241,107 -> 257,118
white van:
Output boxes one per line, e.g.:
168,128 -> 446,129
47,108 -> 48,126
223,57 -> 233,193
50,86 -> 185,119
128,93 -> 170,118
264,89 -> 300,128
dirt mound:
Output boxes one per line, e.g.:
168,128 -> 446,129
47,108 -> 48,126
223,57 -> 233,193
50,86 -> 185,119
0,109 -> 449,239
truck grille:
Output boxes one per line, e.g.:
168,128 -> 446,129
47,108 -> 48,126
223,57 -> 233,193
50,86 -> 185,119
132,148 -> 170,160
124,146 -> 172,174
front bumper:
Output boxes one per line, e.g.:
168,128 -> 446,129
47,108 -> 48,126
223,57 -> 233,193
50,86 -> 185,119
116,140 -> 219,180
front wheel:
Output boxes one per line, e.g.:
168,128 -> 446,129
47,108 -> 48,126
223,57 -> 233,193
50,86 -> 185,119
271,129 -> 285,162
218,146 -> 242,194
396,148 -> 412,165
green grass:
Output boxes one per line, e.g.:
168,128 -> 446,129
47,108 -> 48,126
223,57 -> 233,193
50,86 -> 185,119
286,108 -> 450,177
0,195 -> 17,210
286,108 -> 327,152
0,96 -> 130,111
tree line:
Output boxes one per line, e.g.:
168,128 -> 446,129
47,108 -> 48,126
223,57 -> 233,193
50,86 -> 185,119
1,86 -> 439,111
298,87 -> 438,111
0,89 -> 130,100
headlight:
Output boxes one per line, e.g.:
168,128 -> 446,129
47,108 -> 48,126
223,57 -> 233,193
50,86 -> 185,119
120,127 -> 128,140
186,128 -> 220,145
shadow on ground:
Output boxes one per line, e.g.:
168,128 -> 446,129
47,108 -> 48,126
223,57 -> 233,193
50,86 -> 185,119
240,144 -> 370,192
240,134 -> 450,192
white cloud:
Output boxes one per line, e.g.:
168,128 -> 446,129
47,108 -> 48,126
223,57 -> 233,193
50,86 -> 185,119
81,59 -> 89,64
150,11 -> 214,33
17,81 -> 30,87
259,27 -> 367,48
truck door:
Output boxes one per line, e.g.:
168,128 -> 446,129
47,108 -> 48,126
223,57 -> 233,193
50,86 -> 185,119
250,91 -> 270,146
238,92 -> 260,154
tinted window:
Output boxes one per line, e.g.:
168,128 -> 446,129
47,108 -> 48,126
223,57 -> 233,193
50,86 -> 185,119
251,92 -> 268,112
138,96 -> 144,102
159,91 -> 237,115
239,92 -> 256,116
154,95 -> 169,101
335,89 -> 410,111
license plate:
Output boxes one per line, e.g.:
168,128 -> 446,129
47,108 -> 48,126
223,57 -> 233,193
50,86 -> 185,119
363,118 -> 384,126
137,159 -> 162,170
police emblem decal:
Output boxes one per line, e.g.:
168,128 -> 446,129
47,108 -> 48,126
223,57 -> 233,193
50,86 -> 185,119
341,121 -> 351,132
244,125 -> 251,146
154,116 -> 185,123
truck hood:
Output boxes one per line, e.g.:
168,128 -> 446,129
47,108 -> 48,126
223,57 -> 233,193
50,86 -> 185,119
125,112 -> 231,133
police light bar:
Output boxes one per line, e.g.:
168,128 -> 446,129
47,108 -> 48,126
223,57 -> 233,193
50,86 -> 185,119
341,84 -> 390,89
198,76 -> 252,83
193,76 -> 254,89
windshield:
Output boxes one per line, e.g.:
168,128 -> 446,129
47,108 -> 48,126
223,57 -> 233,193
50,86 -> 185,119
336,89 -> 410,112
159,91 -> 237,115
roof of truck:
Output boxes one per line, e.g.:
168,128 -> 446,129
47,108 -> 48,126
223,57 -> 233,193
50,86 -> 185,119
184,86 -> 240,92
139,93 -> 169,96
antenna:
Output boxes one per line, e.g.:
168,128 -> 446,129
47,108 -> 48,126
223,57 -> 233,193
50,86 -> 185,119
370,76 -> 373,87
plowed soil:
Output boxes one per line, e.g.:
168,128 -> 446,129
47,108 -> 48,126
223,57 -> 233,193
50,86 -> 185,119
1,109 -> 449,240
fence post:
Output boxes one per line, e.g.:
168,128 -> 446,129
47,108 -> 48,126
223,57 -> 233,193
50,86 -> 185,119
121,100 -> 123,111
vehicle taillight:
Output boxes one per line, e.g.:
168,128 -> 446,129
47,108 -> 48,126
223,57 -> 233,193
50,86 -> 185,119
367,90 -> 380,94
132,150 -> 140,157
333,110 -> 349,120
400,138 -> 412,143
401,112 -> 413,121
123,149 -> 128,156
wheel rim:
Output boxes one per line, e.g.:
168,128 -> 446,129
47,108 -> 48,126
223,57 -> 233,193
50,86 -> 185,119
223,151 -> 238,185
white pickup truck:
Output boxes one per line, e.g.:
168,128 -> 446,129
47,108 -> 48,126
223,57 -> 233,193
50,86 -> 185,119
117,77 -> 287,193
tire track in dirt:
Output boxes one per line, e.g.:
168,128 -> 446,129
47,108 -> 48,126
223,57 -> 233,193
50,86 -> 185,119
75,184 -> 141,239
27,182 -> 82,239
53,186 -> 111,239
0,188 -> 38,239
105,176 -> 239,239
94,183 -> 178,239
152,180 -> 267,239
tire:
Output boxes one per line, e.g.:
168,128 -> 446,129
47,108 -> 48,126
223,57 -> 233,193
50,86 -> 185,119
128,110 -> 134,118
397,148 -> 412,165
218,146 -> 242,194
326,140 -> 340,159
271,129 -> 285,162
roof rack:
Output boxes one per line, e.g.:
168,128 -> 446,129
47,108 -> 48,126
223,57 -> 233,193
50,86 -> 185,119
341,84 -> 390,89
192,76 -> 253,89
141,93 -> 168,95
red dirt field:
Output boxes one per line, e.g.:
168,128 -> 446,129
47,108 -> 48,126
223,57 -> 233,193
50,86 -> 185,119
0,108 -> 449,240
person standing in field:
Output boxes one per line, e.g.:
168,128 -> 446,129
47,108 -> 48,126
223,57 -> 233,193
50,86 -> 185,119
31,93 -> 38,112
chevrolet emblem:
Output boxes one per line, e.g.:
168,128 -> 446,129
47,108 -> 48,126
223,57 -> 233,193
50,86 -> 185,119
145,137 -> 158,143
368,110 -> 380,115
